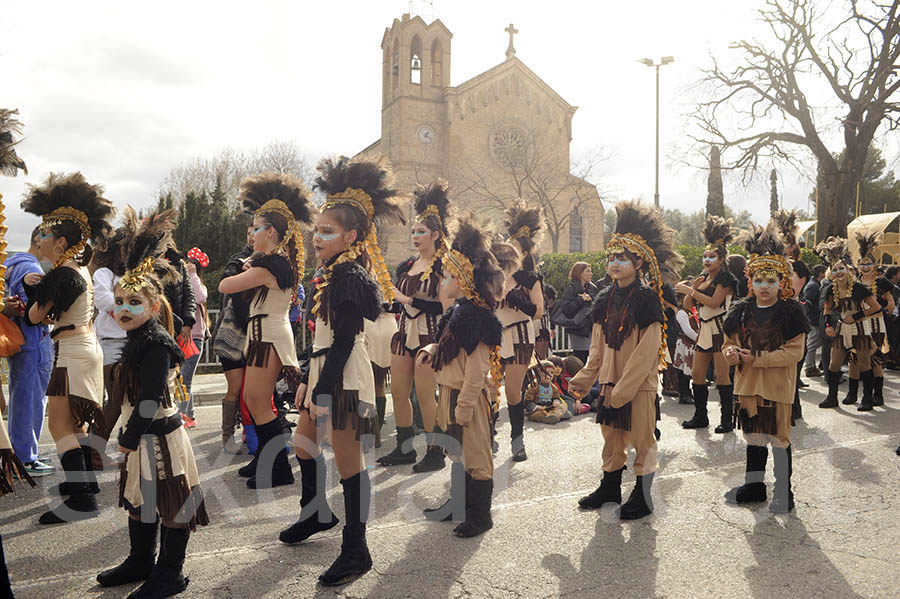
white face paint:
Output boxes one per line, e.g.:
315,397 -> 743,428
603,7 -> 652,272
313,231 -> 340,242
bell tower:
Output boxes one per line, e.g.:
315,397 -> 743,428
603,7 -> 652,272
380,13 -> 452,181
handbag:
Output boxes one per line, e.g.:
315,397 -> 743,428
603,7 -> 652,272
0,313 -> 24,358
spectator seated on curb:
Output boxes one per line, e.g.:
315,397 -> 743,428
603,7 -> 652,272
524,361 -> 571,424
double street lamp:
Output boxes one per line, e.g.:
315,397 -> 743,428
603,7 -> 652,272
639,56 -> 674,208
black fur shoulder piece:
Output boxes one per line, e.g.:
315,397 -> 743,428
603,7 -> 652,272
447,299 -> 503,354
591,283 -> 664,329
251,253 -> 294,291
712,268 -> 738,290
329,261 -> 382,323
852,281 -> 874,302
119,319 -> 184,369
724,297 -> 810,342
512,269 -> 542,290
26,266 -> 87,318
876,276 -> 894,295
395,257 -> 416,281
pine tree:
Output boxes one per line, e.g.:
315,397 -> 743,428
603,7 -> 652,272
770,169 -> 779,214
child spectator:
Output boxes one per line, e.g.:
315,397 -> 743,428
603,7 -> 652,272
524,361 -> 571,424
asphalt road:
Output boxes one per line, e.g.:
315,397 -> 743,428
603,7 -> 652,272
3,373 -> 899,599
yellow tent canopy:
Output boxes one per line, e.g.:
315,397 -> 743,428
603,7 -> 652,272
796,220 -> 816,245
846,212 -> 900,263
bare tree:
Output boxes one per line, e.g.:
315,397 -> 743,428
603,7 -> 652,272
451,117 -> 610,252
691,0 -> 900,237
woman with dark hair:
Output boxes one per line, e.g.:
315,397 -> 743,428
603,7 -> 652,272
219,173 -> 316,489
498,200 -> 545,462
21,172 -> 115,524
278,156 -> 405,586
558,261 -> 598,363
676,215 -> 737,434
726,254 -> 749,299
379,180 -> 453,472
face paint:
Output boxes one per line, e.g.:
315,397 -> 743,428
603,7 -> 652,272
412,230 -> 429,238
38,231 -> 53,241
114,303 -> 145,315
313,231 -> 340,242
752,279 -> 777,289
252,224 -> 271,234
702,257 -> 717,265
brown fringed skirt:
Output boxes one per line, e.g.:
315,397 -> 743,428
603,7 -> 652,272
0,448 -> 36,496
300,384 -> 378,443
49,333 -> 105,431
500,320 -> 535,366
119,426 -> 209,531
390,331 -> 435,358
246,339 -> 302,387
734,394 -> 792,447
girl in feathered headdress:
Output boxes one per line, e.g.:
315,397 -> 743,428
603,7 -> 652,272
568,200 -> 683,521
497,199 -> 545,462
279,156 -> 404,586
677,215 -> 738,433
378,179 -> 453,471
815,236 -> 882,410
20,172 -> 114,525
218,173 -> 316,491
843,232 -> 893,410
416,215 -> 506,537
721,222 -> 810,514
95,212 -> 209,598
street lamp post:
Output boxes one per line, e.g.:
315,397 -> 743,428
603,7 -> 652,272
639,56 -> 674,208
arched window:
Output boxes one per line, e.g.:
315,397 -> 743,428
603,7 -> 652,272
410,36 -> 422,85
392,38 -> 400,89
431,40 -> 443,86
569,205 -> 583,253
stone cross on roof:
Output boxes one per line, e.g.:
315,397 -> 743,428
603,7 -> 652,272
505,23 -> 518,60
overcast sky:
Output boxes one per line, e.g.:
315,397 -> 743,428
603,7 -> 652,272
1,0 -> 888,251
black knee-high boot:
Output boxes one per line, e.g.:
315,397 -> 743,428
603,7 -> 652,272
725,445 -> 768,503
412,430 -> 446,473
279,455 -> 339,544
374,396 -> 387,448
247,419 -> 295,489
841,377 -> 859,404
453,473 -> 493,537
98,518 -> 159,586
578,466 -> 624,509
819,370 -> 840,408
715,384 -> 734,433
377,425 -> 417,466
52,438 -> 100,497
38,448 -> 100,525
127,526 -> 190,599
319,472 -> 373,586
677,372 -> 694,405
769,445 -> 794,513
858,370 -> 875,411
873,376 -> 884,406
509,403 -> 527,461
618,473 -> 654,520
424,460 -> 466,521
682,383 -> 709,428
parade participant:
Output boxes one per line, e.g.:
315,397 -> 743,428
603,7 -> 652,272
677,215 -> 737,433
722,223 -> 809,513
212,225 -> 254,453
92,208 -> 168,469
845,233 -> 893,410
418,216 -> 507,536
178,247 -> 210,427
21,172 -> 114,524
379,180 -> 452,471
816,237 -> 881,409
96,223 -> 209,599
498,200 -> 545,462
569,201 -> 683,521
219,173 -> 315,489
279,156 -> 404,586
534,283 -> 556,361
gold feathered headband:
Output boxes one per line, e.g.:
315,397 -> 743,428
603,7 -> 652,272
255,198 -> 306,281
41,207 -> 91,268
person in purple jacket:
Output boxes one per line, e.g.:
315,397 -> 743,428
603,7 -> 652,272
2,227 -> 54,476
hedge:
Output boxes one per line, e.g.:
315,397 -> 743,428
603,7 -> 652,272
539,245 -> 821,294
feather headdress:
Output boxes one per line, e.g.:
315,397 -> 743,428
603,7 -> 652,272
0,109 -> 27,176
771,209 -> 802,249
739,222 -> 793,299
702,215 -> 735,255
855,231 -> 881,263
118,206 -> 179,292
504,199 -> 544,257
814,236 -> 851,268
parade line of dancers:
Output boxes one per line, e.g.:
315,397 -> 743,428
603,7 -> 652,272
1,155 -> 897,598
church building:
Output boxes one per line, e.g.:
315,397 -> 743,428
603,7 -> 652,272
357,13 -> 604,264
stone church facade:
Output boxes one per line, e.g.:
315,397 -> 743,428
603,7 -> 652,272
356,13 -> 604,265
